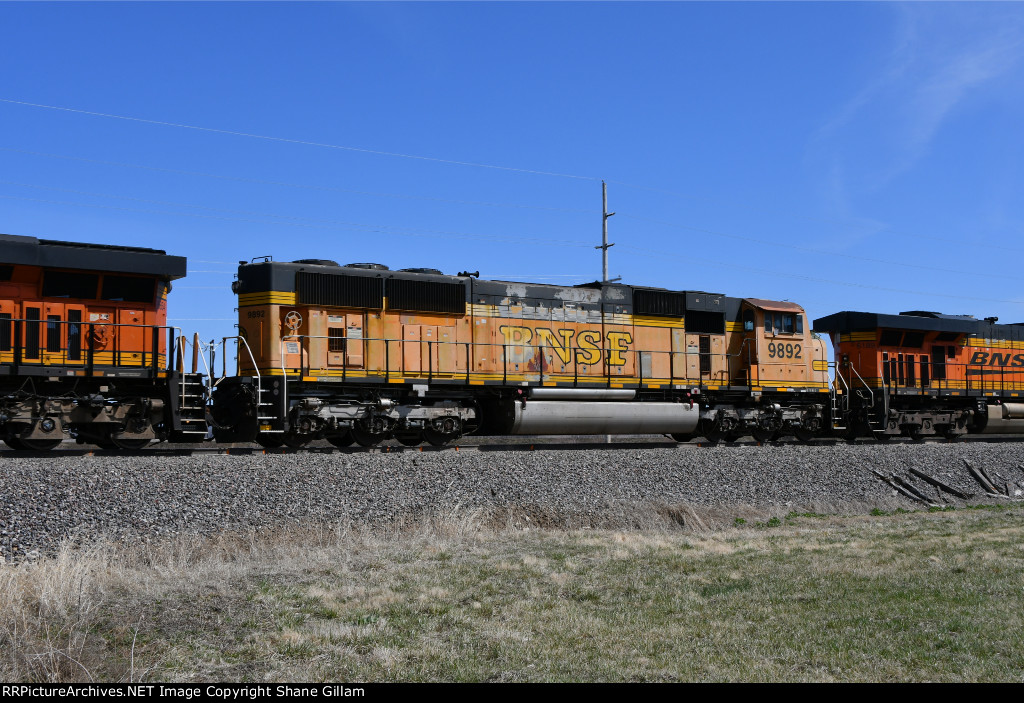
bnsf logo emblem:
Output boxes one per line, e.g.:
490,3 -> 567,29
499,325 -> 633,366
969,352 -> 1024,367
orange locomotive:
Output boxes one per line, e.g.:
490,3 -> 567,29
0,234 -> 207,449
211,258 -> 830,447
814,310 -> 1024,440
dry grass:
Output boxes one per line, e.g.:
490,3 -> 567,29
3,502 -> 1024,682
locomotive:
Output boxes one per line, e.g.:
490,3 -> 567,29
0,234 -> 207,450
2,234 -> 1023,450
208,258 -> 831,448
815,310 -> 1024,440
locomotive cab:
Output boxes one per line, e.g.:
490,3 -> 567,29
737,299 -> 827,390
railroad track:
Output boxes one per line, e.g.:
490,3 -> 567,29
1,434 -> 1022,456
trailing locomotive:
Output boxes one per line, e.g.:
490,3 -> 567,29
209,257 -> 831,447
0,234 -> 207,449
815,310 -> 1024,440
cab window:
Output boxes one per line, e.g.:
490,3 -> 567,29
743,309 -> 755,332
767,312 -> 800,334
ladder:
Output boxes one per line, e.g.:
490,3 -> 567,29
218,335 -> 279,435
256,379 -> 281,433
829,362 -> 849,431
176,372 -> 209,437
830,362 -> 885,434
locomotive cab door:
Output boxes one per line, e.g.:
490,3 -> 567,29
737,306 -> 758,385
40,302 -> 87,366
0,299 -> 15,364
117,308 -> 146,367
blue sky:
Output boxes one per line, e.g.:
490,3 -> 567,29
2,1 -> 1024,348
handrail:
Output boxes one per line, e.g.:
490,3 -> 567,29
849,364 -> 874,410
217,335 -> 262,410
261,333 -> 838,391
0,316 -> 183,371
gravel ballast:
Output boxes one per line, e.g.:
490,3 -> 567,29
2,442 -> 1023,559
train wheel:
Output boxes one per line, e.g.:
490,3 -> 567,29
751,427 -> 775,443
908,429 -> 926,443
109,436 -> 150,450
256,433 -> 285,449
351,426 -> 387,447
283,432 -> 310,449
326,431 -> 355,448
698,418 -> 723,445
873,431 -> 892,443
701,429 -> 723,445
10,436 -> 61,451
394,432 -> 422,447
670,433 -> 694,443
351,417 -> 391,447
793,428 -> 815,444
422,428 -> 457,447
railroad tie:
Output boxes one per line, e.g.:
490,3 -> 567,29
963,460 -> 1004,497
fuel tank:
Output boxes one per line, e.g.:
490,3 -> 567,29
507,400 -> 699,435
978,403 -> 1024,434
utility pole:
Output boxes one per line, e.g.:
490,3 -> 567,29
599,181 -> 617,445
598,180 -> 616,282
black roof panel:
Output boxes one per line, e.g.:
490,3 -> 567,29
814,310 -> 1024,341
0,233 -> 186,280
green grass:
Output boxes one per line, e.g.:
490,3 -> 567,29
3,504 -> 1024,681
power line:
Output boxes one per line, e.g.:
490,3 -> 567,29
6,98 -> 1022,303
6,98 -> 1021,258
0,192 -> 594,248
0,98 -> 598,181
0,146 -> 592,214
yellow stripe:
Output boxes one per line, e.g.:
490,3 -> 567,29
812,360 -> 829,371
633,315 -> 685,329
238,291 -> 297,306
967,338 -> 1024,350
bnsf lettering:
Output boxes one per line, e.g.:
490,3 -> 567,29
499,326 -> 634,366
969,351 -> 1024,367
576,330 -> 601,364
